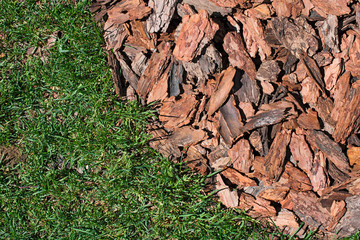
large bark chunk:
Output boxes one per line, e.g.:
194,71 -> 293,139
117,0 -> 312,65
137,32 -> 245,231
173,10 -> 219,62
105,0 -> 151,30
264,129 -> 291,181
207,66 -> 236,116
232,13 -> 272,61
333,83 -> 360,143
218,96 -> 243,144
221,167 -> 257,189
228,139 -> 253,173
216,174 -> 239,208
310,0 -> 351,16
269,17 -> 318,58
182,0 -> 232,16
159,93 -> 198,129
272,0 -> 304,18
223,32 -> 257,81
237,193 -> 277,218
146,0 -> 178,33
182,44 -> 222,80
136,42 -> 173,100
306,130 -> 350,172
317,15 -> 340,53
289,191 -> 331,230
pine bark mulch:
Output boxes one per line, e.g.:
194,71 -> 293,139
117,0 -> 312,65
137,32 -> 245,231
90,0 -> 360,238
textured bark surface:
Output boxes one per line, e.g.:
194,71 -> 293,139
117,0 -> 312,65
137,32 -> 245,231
91,0 -> 360,237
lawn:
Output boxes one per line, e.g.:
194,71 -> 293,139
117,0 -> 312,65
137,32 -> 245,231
0,0 -> 358,239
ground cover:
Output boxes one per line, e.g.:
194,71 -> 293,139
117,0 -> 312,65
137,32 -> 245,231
0,0 -> 358,239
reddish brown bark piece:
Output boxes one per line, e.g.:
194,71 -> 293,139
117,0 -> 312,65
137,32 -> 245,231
289,190 -> 331,230
208,0 -> 250,8
223,32 -> 257,81
315,96 -> 336,130
306,130 -> 350,172
259,187 -> 290,202
184,145 -> 209,175
310,0 -> 351,16
237,193 -> 277,218
297,109 -> 321,130
228,139 -> 253,173
146,0 -> 178,33
159,94 -> 198,129
170,126 -> 207,147
252,156 -> 267,176
278,162 -> 313,191
181,0 -> 231,16
333,83 -> 360,143
173,9 -> 219,62
207,66 -> 236,116
327,200 -> 346,231
301,77 -> 320,104
347,147 -> 360,171
148,126 -> 181,158
313,51 -> 334,67
300,53 -> 326,94
311,151 -> 330,193
126,20 -> 157,51
272,209 -> 300,235
105,0 -> 151,30
289,133 -> 313,172
219,96 -> 243,145
216,174 -> 239,208
324,58 -> 342,93
245,4 -> 273,19
256,60 -> 281,82
272,0 -> 304,18
345,35 -> 360,77
331,72 -> 351,122
137,42 -> 173,100
290,133 -> 329,192
233,13 -> 272,61
221,168 -> 257,189
264,130 -> 291,181
147,68 -> 170,104
249,132 -> 263,155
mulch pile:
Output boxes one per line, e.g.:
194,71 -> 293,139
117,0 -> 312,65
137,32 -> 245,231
90,0 -> 360,238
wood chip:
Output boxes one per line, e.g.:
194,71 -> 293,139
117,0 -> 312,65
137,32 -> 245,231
264,129 -> 291,181
223,32 -> 257,81
159,93 -> 198,129
310,0 -> 351,16
221,167 -> 257,189
207,66 -> 236,116
216,174 -> 239,208
173,10 -> 219,62
306,130 -> 350,173
136,42 -> 173,100
146,0 -> 178,33
228,139 -> 253,173
289,190 -> 331,230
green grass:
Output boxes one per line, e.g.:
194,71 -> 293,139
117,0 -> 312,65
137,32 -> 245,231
0,0 -> 358,239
